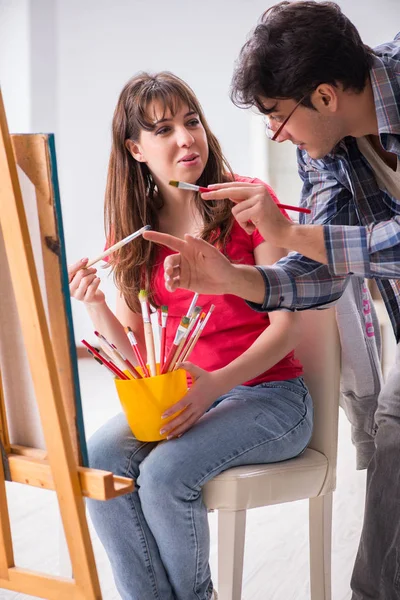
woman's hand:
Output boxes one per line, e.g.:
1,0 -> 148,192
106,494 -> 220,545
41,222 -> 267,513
160,362 -> 226,439
202,182 -> 294,247
68,258 -> 105,305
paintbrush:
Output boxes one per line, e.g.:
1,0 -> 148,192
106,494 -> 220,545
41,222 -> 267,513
124,326 -> 150,378
174,306 -> 202,365
94,331 -> 142,379
169,180 -> 311,214
176,305 -> 215,366
85,225 -> 151,268
159,305 -> 168,371
161,316 -> 191,374
169,180 -> 211,193
138,290 -> 157,377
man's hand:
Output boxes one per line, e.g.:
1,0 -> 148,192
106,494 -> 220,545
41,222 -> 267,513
202,182 -> 328,263
142,231 -> 236,294
202,182 -> 294,247
143,230 -> 267,303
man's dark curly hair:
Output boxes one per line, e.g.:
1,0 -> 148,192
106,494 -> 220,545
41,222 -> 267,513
231,1 -> 374,113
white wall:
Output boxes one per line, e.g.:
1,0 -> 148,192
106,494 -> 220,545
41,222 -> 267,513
1,0 -> 399,342
0,0 -> 30,132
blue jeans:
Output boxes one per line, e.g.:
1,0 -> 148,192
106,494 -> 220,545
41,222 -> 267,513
87,376 -> 313,600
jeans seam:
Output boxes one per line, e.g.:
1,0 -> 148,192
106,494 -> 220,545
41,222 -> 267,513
257,381 -> 308,400
193,406 -> 312,494
190,501 -> 203,600
125,443 -> 162,600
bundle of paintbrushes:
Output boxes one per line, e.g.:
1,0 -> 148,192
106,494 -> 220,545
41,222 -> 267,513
83,290 -> 214,380
82,335 -> 142,380
159,294 -> 215,375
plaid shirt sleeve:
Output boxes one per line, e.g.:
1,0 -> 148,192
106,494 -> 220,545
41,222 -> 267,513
326,218 -> 400,278
247,151 -> 353,312
246,254 -> 350,313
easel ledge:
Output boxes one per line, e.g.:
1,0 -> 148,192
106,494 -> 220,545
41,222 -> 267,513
9,445 -> 133,500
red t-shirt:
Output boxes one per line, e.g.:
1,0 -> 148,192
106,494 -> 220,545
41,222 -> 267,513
152,175 -> 303,386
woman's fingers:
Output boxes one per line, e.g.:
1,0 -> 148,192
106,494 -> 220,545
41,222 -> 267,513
83,276 -> 101,303
71,271 -> 98,300
68,257 -> 89,282
177,361 -> 203,381
76,274 -> 98,300
161,397 -> 190,419
69,267 -> 97,291
163,411 -> 196,439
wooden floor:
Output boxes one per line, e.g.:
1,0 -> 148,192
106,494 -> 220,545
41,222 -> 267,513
2,342 -> 394,600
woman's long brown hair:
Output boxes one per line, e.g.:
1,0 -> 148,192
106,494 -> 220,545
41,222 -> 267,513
105,71 -> 234,312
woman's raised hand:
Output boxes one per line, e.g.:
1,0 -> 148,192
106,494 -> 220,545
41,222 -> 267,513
68,258 -> 105,305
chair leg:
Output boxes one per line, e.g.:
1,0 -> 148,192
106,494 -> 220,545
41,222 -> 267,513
217,509 -> 246,600
309,492 -> 333,600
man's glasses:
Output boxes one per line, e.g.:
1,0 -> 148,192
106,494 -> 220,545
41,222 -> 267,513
265,94 -> 308,141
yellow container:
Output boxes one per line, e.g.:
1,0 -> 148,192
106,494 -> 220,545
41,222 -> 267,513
114,365 -> 188,441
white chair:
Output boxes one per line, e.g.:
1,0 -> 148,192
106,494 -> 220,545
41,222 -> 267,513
203,307 -> 341,600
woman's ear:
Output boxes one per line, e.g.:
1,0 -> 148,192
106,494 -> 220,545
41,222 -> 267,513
125,139 -> 146,162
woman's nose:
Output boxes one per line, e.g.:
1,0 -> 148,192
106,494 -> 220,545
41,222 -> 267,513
176,128 -> 194,147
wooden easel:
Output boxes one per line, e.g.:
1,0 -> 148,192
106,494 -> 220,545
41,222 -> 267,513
0,89 -> 134,599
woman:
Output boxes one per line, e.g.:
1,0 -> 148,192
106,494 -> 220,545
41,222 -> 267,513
68,71 -> 312,600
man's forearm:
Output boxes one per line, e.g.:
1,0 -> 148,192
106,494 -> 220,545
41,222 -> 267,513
220,224 -> 328,308
285,224 -> 328,264
223,264 -> 266,304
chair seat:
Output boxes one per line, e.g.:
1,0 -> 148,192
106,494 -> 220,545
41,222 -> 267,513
203,448 -> 328,511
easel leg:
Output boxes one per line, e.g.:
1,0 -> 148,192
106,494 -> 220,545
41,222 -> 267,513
58,513 -> 73,578
0,450 -> 14,578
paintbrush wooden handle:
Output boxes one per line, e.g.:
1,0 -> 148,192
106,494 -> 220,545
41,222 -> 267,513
143,321 -> 157,377
168,338 -> 187,372
176,329 -> 201,366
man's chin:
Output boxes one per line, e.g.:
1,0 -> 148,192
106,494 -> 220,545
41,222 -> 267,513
297,143 -> 322,159
306,147 -> 330,160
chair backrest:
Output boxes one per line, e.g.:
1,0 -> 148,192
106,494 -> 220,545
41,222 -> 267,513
295,307 -> 341,494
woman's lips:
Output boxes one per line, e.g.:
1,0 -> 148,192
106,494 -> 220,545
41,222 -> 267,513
179,155 -> 200,167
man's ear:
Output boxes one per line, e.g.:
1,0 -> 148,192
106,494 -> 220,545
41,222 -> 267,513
125,139 -> 146,162
312,84 -> 339,114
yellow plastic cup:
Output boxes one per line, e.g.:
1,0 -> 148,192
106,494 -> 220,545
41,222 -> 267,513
114,365 -> 188,441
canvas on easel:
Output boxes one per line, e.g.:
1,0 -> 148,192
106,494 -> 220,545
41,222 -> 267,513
0,88 -> 134,599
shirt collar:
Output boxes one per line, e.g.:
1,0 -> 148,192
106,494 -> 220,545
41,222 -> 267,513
370,50 -> 400,136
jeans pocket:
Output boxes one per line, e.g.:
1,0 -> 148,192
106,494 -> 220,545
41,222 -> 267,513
256,381 -> 312,426
258,378 -> 311,413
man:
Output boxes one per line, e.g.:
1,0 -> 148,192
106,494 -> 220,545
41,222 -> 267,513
144,2 -> 400,598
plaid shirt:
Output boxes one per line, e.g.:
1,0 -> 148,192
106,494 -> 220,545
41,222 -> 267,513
253,33 -> 400,341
